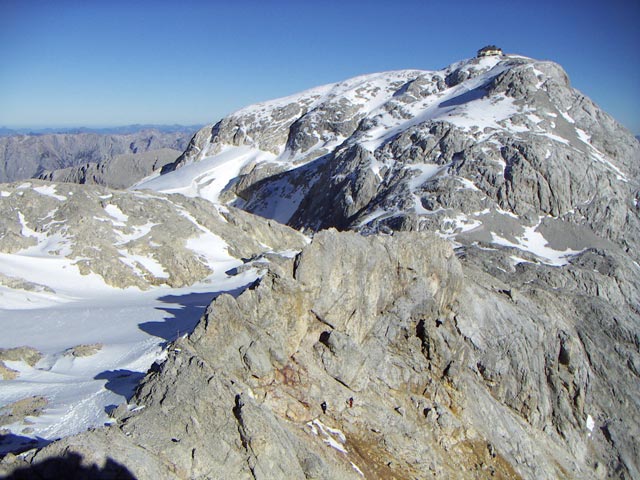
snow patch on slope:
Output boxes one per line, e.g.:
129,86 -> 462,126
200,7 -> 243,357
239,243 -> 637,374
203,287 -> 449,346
134,146 -> 276,203
33,184 -> 67,201
491,217 -> 583,266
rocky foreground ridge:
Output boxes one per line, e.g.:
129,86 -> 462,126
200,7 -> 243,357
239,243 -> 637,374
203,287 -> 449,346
2,229 -> 639,479
2,53 -> 639,479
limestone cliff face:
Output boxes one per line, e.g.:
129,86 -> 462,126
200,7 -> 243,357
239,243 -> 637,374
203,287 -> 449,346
5,230 -> 638,479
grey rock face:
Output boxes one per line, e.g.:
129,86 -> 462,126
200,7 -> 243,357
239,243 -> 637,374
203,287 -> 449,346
5,229 -> 637,479
162,69 -> 428,173
131,54 -> 640,479
0,129 -> 194,183
37,148 -> 181,189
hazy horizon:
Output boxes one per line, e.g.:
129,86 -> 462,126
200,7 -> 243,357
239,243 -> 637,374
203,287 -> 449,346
0,123 -> 205,130
1,0 -> 639,133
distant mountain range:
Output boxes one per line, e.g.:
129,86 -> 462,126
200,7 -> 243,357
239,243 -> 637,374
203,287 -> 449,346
0,124 -> 203,137
0,126 -> 200,183
36,148 -> 181,189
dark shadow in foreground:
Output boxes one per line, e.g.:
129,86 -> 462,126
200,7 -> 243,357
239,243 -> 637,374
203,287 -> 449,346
3,451 -> 137,479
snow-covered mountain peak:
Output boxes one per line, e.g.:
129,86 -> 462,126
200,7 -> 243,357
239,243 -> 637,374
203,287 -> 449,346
135,52 -> 639,266
152,53 -> 574,174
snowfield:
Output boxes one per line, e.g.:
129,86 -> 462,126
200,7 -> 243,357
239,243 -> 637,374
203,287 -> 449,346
0,241 -> 259,455
134,145 -> 277,203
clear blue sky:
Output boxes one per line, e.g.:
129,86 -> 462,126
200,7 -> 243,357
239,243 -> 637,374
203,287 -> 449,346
1,0 -> 639,133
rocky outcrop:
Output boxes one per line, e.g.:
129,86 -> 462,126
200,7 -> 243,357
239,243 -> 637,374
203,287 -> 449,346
263,61 -> 638,263
0,347 -> 42,380
0,129 -> 194,183
0,396 -> 48,429
0,181 -> 306,289
2,54 -> 638,480
4,229 -> 638,479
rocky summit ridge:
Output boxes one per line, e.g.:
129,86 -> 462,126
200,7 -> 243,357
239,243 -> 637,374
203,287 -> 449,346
1,53 -> 639,479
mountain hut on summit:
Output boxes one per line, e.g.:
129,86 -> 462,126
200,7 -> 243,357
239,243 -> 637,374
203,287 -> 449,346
477,45 -> 503,57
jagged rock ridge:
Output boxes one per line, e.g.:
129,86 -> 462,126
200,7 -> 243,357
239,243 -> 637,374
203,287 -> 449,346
37,148 -> 180,189
3,229 -> 638,479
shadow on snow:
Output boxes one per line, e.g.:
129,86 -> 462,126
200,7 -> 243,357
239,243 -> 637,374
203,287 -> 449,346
0,433 -> 50,458
138,283 -> 253,341
94,370 -> 146,401
438,85 -> 488,108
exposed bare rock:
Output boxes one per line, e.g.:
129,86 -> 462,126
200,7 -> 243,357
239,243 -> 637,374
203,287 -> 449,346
0,273 -> 54,294
0,396 -> 48,427
64,344 -> 103,358
0,364 -> 18,381
0,347 -> 43,379
0,181 -> 307,289
0,347 -> 42,367
5,228 -> 636,479
154,55 -> 639,266
2,53 -> 638,480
